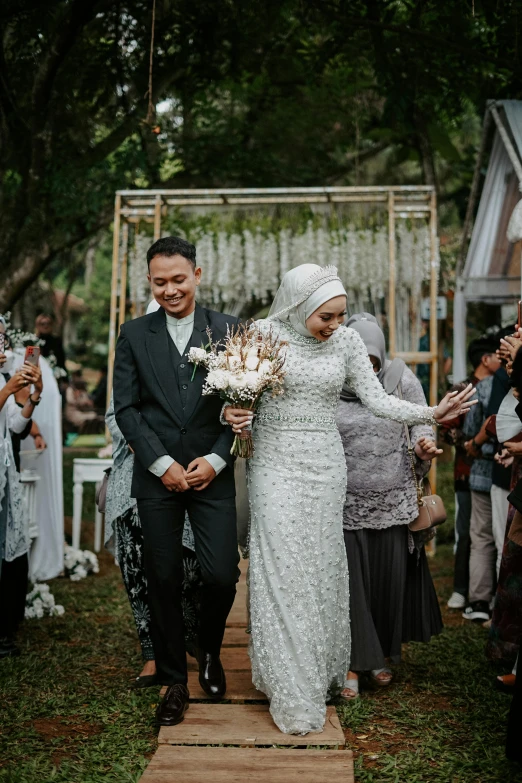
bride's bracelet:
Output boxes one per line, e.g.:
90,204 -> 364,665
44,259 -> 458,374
220,403 -> 231,426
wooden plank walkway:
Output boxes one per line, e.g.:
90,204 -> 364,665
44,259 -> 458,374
140,747 -> 354,782
186,670 -> 266,701
159,704 -> 345,748
139,557 -> 353,781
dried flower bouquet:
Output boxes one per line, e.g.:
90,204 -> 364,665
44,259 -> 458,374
187,324 -> 287,458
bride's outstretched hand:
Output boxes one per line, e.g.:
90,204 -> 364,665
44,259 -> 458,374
224,406 -> 254,433
433,383 -> 477,424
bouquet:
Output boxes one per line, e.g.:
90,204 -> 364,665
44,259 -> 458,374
187,324 -> 287,458
25,583 -> 64,619
64,544 -> 100,581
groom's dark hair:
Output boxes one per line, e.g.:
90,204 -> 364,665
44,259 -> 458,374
147,236 -> 197,268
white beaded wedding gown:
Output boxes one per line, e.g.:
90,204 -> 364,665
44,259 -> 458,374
248,319 -> 434,734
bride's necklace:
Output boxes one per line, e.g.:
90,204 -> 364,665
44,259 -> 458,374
283,323 -> 323,346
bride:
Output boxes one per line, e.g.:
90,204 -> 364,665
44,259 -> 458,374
224,264 -> 475,736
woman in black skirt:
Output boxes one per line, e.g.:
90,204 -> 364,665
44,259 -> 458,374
336,314 -> 443,700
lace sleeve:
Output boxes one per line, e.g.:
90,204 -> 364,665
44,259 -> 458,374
344,328 -> 436,425
5,394 -> 28,434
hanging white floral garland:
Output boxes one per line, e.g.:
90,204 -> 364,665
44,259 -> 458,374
129,221 -> 433,316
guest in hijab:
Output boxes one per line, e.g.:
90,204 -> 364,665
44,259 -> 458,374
0,318 -> 43,658
336,313 -> 443,700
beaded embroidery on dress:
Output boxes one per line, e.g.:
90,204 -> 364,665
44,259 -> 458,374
248,315 -> 435,735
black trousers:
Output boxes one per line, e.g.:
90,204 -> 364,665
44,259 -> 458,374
453,489 -> 472,596
137,493 -> 239,686
0,554 -> 28,639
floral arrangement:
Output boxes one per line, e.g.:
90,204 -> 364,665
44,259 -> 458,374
46,352 -> 68,381
1,311 -> 67,380
128,221 -> 434,311
64,544 -> 100,581
25,583 -> 64,619
1,312 -> 44,349
187,324 -> 287,458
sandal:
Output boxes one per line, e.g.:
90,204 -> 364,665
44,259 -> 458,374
495,674 -> 516,694
370,668 -> 393,687
340,677 -> 359,701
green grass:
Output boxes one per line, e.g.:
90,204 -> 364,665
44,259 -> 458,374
338,563 -> 520,782
0,461 -> 520,782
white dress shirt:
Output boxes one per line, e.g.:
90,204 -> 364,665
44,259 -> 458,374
148,309 -> 227,479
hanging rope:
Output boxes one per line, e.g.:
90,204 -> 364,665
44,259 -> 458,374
146,0 -> 157,127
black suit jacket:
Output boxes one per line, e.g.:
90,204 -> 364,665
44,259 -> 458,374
113,304 -> 240,499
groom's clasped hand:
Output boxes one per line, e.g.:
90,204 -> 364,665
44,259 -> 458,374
160,457 -> 217,493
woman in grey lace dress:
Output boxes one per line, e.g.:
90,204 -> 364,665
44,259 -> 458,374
337,314 -> 443,701
105,397 -> 201,686
225,264 -> 475,735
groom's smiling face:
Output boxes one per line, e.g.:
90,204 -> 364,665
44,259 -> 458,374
148,254 -> 202,319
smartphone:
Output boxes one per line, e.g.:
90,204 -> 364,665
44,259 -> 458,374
518,300 -> 522,331
24,345 -> 41,366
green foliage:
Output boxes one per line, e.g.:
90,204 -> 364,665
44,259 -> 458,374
1,0 -> 522,308
71,242 -> 114,370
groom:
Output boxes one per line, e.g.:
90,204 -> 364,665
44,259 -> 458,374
113,236 -> 240,725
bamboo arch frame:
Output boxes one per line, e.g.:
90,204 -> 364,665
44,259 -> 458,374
108,186 -> 439,480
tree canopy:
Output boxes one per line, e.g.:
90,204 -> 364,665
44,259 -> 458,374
1,0 -> 521,309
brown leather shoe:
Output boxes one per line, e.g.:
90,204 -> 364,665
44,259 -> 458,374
155,683 -> 190,726
198,652 -> 226,699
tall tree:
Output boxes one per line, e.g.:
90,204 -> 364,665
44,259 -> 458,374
1,0 -> 521,309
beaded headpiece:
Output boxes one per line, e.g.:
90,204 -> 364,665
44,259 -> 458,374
268,265 -> 342,320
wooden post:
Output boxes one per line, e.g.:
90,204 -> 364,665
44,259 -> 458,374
388,192 -> 396,355
154,194 -> 162,240
429,189 -> 439,495
429,190 -> 438,408
118,222 -> 129,331
106,194 -> 121,411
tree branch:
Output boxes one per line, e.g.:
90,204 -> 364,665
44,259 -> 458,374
325,140 -> 392,184
81,67 -> 185,170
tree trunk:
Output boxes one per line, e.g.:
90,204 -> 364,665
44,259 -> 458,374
413,111 -> 438,191
0,243 -> 53,312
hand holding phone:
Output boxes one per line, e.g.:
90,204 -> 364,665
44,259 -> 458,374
24,345 -> 41,367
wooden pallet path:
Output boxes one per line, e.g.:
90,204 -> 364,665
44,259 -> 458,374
140,746 -> 354,783
161,671 -> 266,703
159,704 -> 345,748
139,556 -> 353,781
222,626 -> 249,646
187,646 -> 250,672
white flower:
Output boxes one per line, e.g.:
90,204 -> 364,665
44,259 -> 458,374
258,359 -> 273,376
244,371 -> 260,389
228,373 -> 247,390
206,370 -> 230,391
245,354 -> 259,371
228,355 -> 242,369
51,605 -> 65,616
187,347 -> 208,364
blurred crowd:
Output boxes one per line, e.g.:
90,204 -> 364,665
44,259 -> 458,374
441,326 -> 522,760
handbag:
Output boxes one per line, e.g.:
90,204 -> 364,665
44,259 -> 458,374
95,467 -> 111,515
399,390 -> 447,532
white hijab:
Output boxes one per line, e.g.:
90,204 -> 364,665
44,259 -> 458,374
146,299 -> 161,314
268,264 -> 347,337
